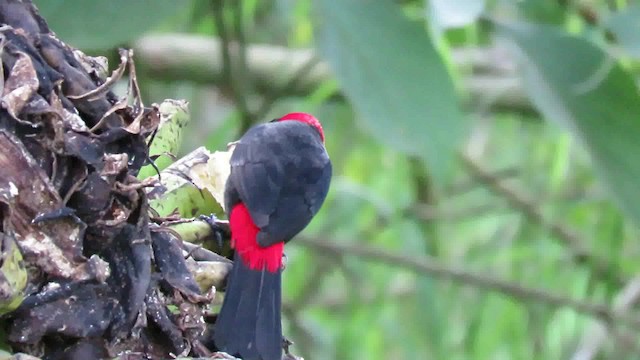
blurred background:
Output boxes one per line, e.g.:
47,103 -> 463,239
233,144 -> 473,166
33,0 -> 640,359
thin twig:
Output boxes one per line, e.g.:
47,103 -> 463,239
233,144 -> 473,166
446,166 -> 520,196
296,236 -> 640,330
211,1 -> 319,131
301,280 -> 417,311
211,0 -> 252,133
211,0 -> 231,86
228,0 -> 252,131
571,276 -> 640,360
460,154 -> 624,287
408,203 -> 507,222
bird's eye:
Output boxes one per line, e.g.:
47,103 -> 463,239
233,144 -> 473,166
269,118 -> 280,123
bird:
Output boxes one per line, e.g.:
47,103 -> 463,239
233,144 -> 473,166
214,112 -> 332,360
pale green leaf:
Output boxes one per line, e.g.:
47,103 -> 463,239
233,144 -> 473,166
313,0 -> 466,183
498,21 -> 640,225
605,5 -> 640,58
427,0 -> 486,33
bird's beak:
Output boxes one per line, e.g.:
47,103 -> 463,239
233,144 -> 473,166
227,140 -> 239,151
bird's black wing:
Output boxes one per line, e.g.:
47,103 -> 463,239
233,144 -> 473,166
256,154 -> 331,246
225,121 -> 332,247
224,123 -> 284,229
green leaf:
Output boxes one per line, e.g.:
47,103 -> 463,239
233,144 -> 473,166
138,99 -> 191,180
515,0 -> 566,24
497,21 -> 640,225
313,0 -> 466,183
605,5 -> 640,58
35,0 -> 189,50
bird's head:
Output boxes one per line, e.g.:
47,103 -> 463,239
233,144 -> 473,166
277,112 -> 325,143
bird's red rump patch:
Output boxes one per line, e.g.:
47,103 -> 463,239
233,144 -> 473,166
229,203 -> 283,273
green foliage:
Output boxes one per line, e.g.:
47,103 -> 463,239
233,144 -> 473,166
498,21 -> 640,226
605,5 -> 640,58
313,0 -> 466,184
35,0 -> 191,50
0,235 -> 27,316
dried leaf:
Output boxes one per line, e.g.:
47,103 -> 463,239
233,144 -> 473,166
67,48 -> 129,101
0,129 -> 97,281
2,51 -> 38,118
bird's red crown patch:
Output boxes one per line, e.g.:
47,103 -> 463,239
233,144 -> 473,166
279,112 -> 325,142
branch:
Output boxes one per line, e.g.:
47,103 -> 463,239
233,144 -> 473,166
211,0 -> 252,132
295,236 -> 640,329
571,276 -> 640,359
294,278 -> 417,311
460,154 -> 624,288
133,34 -> 532,114
408,202 -> 508,222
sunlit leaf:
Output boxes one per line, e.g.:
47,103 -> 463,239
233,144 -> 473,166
35,0 -> 189,50
427,0 -> 486,33
498,21 -> 640,226
605,5 -> 640,58
313,0 -> 466,183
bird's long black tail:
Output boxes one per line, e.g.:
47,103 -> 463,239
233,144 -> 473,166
214,253 -> 282,360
